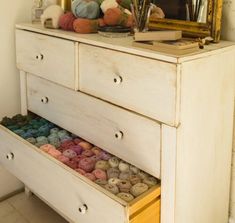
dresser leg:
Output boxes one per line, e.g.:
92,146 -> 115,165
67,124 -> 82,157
24,186 -> 33,197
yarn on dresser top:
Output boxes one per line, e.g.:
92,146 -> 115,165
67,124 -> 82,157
59,12 -> 76,31
72,0 -> 100,19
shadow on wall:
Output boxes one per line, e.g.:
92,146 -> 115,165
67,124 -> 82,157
0,0 -> 33,199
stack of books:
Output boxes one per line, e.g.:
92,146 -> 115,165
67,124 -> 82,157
133,31 -> 200,55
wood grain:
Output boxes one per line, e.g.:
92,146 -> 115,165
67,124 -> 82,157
175,48 -> 235,223
16,29 -> 76,89
27,74 -> 161,178
130,198 -> 160,223
0,125 -> 126,223
129,185 -> 161,216
15,23 -> 235,64
161,125 -> 177,223
79,44 -> 179,126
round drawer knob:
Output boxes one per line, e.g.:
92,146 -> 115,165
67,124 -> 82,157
115,131 -> 123,140
78,204 -> 88,214
113,75 -> 122,85
36,54 -> 44,60
41,97 -> 49,104
6,152 -> 14,160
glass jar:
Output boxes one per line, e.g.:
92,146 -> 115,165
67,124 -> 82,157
32,0 -> 45,23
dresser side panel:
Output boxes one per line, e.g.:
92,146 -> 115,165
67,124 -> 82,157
175,49 -> 235,223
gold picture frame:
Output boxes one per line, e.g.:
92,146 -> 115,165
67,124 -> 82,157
148,0 -> 223,42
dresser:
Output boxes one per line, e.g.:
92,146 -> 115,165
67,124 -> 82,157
0,23 -> 234,223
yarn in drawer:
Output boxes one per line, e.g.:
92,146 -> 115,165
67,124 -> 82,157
1,113 -> 160,203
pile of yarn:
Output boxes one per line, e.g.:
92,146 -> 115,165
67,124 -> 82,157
41,0 -> 165,34
58,0 -> 133,34
1,113 -> 159,202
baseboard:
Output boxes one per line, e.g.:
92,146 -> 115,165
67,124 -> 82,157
0,188 -> 24,202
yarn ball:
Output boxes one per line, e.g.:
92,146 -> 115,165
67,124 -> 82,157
72,0 -> 100,19
79,157 -> 95,172
73,18 -> 107,33
48,148 -> 62,158
92,169 -> 107,180
41,5 -> 64,29
104,8 -> 133,27
100,0 -> 118,13
104,8 -> 121,26
84,173 -> 97,181
59,12 -> 76,31
150,5 -> 165,19
69,145 -> 83,155
65,160 -> 78,169
57,155 -> 70,163
78,141 -> 93,150
75,168 -> 87,175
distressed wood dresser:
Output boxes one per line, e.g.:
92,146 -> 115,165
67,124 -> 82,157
0,23 -> 235,223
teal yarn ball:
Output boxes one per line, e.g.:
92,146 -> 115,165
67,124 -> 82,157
72,0 -> 100,19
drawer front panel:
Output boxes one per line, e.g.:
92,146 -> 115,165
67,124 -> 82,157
79,44 -> 178,126
0,126 -> 126,223
27,74 -> 161,178
16,29 -> 76,89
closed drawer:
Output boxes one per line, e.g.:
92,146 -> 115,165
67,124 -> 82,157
16,29 -> 76,89
0,124 -> 160,223
79,44 -> 180,126
27,74 -> 161,178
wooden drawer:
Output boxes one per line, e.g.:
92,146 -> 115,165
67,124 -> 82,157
15,29 -> 76,89
79,44 -> 180,126
27,74 -> 161,178
0,124 -> 160,223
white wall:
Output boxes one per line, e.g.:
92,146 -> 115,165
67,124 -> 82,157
221,2 -> 235,222
221,0 -> 235,41
0,1 -> 33,198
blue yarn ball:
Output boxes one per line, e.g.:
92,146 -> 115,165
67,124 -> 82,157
72,0 -> 100,19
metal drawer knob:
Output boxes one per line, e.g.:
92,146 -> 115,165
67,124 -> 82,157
6,152 -> 14,160
115,131 -> 123,140
78,204 -> 88,214
36,54 -> 44,60
41,97 -> 49,104
113,75 -> 122,84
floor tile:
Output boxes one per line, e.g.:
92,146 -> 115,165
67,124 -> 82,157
6,193 -> 68,223
0,211 -> 29,223
0,201 -> 15,218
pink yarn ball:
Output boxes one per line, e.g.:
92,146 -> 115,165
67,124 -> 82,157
65,160 -> 78,169
75,168 -> 86,175
40,144 -> 52,152
79,141 -> 93,150
92,169 -> 107,180
47,147 -> 62,158
63,149 -> 77,159
78,157 -> 95,172
57,155 -> 70,163
59,12 -> 76,31
69,145 -> 83,155
82,149 -> 94,157
72,155 -> 86,164
84,173 -> 96,181
61,140 -> 75,149
74,138 -> 83,145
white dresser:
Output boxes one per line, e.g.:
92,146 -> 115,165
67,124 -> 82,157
0,23 -> 234,223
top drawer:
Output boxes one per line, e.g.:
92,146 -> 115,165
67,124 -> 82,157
16,29 -> 76,89
79,44 -> 180,126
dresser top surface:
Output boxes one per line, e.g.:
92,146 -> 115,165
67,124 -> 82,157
16,23 -> 235,64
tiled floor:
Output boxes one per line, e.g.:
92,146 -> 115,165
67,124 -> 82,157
0,193 -> 68,223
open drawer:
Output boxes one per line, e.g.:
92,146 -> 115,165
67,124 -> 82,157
0,122 -> 160,223
27,74 -> 161,178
